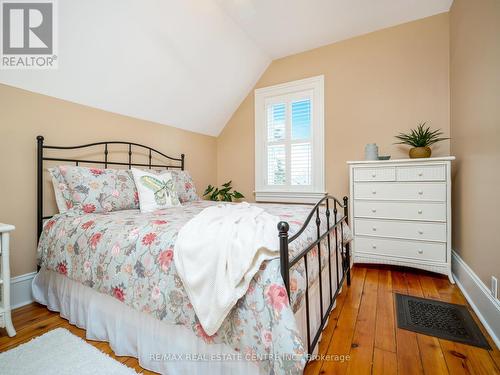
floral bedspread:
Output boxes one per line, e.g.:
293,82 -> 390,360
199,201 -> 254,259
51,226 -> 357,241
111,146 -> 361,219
38,200 -> 351,374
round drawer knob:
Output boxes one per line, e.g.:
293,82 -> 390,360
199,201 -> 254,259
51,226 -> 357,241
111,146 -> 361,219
372,227 -> 377,231
372,244 -> 377,249
418,171 -> 423,176
418,230 -> 424,235
418,249 -> 423,254
418,210 -> 423,214
372,173 -> 376,177
418,191 -> 423,195
371,209 -> 377,213
372,190 -> 377,194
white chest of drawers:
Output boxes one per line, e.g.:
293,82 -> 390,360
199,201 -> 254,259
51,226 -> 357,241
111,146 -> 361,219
1,223 -> 16,337
347,157 -> 455,283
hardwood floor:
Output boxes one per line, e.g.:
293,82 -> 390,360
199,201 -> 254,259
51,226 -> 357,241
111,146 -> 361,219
305,265 -> 500,375
1,265 -> 499,374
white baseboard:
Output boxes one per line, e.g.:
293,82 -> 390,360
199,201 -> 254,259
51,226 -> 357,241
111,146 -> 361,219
10,271 -> 36,309
452,250 -> 500,349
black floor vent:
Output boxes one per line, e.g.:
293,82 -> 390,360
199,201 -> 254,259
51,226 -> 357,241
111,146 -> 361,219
395,293 -> 491,350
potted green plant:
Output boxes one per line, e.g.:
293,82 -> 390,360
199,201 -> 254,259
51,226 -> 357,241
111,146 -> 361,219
203,181 -> 244,202
395,122 -> 449,158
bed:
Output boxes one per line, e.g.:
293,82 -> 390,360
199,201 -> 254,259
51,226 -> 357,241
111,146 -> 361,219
33,136 -> 352,375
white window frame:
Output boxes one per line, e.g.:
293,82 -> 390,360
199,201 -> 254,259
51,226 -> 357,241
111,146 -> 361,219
255,75 -> 325,203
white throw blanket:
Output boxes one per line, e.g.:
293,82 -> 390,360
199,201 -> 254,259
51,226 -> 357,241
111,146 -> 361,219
174,202 -> 281,335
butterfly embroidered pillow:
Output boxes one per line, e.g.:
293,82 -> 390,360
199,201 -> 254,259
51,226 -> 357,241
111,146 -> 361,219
131,168 -> 181,213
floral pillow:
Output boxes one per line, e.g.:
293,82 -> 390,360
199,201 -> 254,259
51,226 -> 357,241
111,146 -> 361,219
170,170 -> 199,203
59,166 -> 139,213
131,168 -> 180,213
48,167 -> 73,213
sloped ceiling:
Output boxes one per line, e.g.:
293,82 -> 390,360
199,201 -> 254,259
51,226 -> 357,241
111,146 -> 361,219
217,0 -> 453,59
0,0 -> 452,136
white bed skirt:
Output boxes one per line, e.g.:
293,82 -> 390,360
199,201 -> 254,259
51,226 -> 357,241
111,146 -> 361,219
32,263 -> 341,374
32,269 -> 263,375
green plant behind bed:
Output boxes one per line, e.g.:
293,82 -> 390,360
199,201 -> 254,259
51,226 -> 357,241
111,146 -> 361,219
394,122 -> 449,147
203,181 -> 244,202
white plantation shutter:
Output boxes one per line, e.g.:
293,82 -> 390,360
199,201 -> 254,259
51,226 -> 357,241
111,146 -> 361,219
265,97 -> 313,186
267,144 -> 286,185
291,99 -> 312,186
267,103 -> 285,142
291,143 -> 311,185
291,99 -> 311,140
255,76 -> 324,203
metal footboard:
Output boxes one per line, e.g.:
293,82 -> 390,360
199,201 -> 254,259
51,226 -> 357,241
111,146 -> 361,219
278,195 -> 351,355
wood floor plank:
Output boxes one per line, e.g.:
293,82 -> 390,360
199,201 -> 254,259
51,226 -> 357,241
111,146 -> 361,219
419,273 -> 443,299
462,344 -> 500,375
417,335 -> 450,375
433,276 -> 464,304
0,314 -> 66,350
2,265 -> 498,375
374,268 -> 396,353
439,340 -> 500,375
391,268 -> 408,294
304,277 -> 349,375
396,316 -> 425,375
318,267 -> 367,375
122,357 -> 157,375
345,268 -> 379,375
373,347 -> 397,375
393,269 -> 425,375
11,305 -> 55,328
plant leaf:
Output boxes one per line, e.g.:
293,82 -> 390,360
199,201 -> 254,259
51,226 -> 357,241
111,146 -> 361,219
203,182 -> 244,201
203,185 -> 214,196
394,122 -> 449,147
233,191 -> 244,199
210,188 -> 219,201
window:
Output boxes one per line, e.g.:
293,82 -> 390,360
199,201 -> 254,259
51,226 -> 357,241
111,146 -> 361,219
255,75 -> 325,203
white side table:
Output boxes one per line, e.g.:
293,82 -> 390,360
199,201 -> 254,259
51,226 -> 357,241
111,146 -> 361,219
0,223 -> 16,337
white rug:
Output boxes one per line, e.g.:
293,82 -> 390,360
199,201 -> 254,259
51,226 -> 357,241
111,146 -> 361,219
0,328 -> 140,375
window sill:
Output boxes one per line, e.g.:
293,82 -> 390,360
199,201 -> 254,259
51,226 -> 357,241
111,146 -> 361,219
255,191 -> 327,204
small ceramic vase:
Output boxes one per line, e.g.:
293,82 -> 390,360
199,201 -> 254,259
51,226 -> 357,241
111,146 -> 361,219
365,143 -> 379,160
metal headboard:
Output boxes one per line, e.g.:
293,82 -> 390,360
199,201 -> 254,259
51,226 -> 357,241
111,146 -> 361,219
36,135 -> 184,240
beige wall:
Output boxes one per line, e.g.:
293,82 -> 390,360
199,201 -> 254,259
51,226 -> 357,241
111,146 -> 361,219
450,0 -> 500,284
217,13 -> 451,202
0,84 -> 217,277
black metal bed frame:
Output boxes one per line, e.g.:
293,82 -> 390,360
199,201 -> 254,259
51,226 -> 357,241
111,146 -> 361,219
278,195 -> 351,355
36,135 -> 184,238
36,135 -> 350,356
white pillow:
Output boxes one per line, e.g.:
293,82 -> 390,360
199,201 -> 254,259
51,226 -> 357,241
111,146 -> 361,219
131,168 -> 181,213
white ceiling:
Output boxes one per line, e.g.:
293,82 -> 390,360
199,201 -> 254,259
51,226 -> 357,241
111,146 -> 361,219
217,0 -> 453,59
0,0 -> 452,136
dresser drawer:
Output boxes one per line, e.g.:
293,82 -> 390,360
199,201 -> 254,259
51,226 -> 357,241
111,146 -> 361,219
354,201 -> 446,221
355,236 -> 446,262
397,165 -> 446,181
354,182 -> 446,201
353,167 -> 396,182
354,218 -> 447,242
